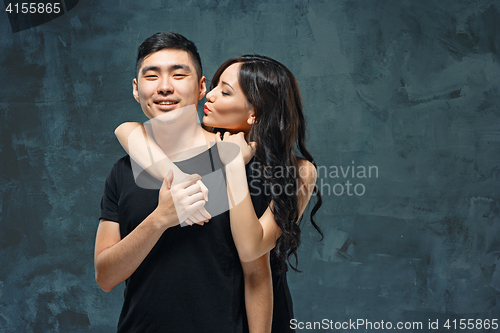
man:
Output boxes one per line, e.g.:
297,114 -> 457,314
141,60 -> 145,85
95,32 -> 271,332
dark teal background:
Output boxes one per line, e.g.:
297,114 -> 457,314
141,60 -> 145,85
1,0 -> 499,332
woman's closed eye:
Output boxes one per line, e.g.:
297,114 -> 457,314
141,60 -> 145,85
221,91 -> 230,96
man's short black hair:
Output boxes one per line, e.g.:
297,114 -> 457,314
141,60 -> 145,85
135,32 -> 203,80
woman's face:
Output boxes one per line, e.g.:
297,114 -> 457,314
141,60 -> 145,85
203,63 -> 255,134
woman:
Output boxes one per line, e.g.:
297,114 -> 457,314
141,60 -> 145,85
116,55 -> 322,332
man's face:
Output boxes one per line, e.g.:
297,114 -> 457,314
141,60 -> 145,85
133,49 -> 206,121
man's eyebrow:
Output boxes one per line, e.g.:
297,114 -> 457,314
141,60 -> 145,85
221,81 -> 234,91
141,66 -> 160,76
140,64 -> 191,76
169,64 -> 191,72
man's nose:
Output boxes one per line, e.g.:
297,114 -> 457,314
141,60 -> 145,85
157,77 -> 173,95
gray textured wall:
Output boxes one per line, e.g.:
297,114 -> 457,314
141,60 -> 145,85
1,0 -> 499,332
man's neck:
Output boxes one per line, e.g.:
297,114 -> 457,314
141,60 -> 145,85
145,106 -> 210,161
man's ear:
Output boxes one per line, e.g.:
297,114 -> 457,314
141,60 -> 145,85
198,76 -> 207,101
132,78 -> 140,103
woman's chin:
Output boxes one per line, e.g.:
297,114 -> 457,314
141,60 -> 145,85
202,118 -> 218,128
201,118 -> 210,127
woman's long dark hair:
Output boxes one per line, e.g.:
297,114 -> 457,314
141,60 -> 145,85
210,55 -> 323,271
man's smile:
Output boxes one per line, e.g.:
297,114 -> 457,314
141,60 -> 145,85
153,98 -> 180,111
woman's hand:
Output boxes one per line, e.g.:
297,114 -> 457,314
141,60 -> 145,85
216,132 -> 256,165
156,170 -> 211,228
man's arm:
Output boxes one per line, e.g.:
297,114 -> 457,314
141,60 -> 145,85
242,253 -> 273,333
95,216 -> 169,292
94,173 -> 206,292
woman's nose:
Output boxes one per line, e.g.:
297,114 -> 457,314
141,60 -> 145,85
206,89 -> 215,102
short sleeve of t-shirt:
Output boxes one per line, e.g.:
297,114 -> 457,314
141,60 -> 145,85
99,159 -> 120,223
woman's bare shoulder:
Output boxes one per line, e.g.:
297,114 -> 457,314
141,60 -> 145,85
297,159 -> 317,185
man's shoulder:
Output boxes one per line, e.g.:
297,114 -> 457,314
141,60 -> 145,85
115,154 -> 131,165
106,154 -> 132,177
112,154 -> 132,166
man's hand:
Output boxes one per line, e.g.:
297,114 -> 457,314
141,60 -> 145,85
156,170 -> 211,228
166,170 -> 210,226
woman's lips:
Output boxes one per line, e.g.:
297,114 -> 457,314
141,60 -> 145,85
204,105 -> 212,114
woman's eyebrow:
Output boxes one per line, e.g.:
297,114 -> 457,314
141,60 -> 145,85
221,81 -> 234,91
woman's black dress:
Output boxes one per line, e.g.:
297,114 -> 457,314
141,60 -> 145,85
247,160 -> 295,333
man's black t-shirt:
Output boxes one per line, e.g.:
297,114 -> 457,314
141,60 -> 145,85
99,146 -> 247,333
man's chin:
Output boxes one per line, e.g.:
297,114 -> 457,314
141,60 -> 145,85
151,112 -> 178,125
147,104 -> 198,126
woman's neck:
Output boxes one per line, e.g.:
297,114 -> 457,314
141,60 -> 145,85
205,125 -> 251,142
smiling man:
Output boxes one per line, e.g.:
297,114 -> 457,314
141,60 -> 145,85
94,32 -> 271,333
